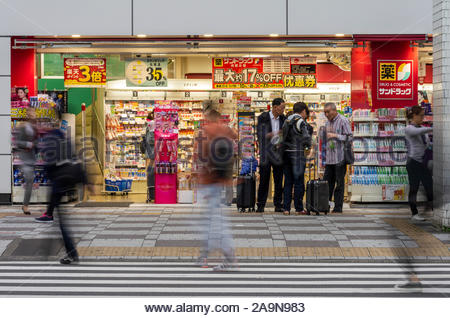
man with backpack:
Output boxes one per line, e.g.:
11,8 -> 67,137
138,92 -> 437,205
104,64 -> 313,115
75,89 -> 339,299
281,102 -> 312,215
196,108 -> 238,271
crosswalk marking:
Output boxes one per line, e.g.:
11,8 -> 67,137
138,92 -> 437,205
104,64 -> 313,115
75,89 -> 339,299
0,262 -> 448,297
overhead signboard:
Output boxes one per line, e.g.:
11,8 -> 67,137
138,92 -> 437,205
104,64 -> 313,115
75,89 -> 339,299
212,57 -> 317,89
64,58 -> 106,87
125,58 -> 168,87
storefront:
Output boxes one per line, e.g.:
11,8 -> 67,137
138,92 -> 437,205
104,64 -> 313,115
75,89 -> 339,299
8,34 -> 433,206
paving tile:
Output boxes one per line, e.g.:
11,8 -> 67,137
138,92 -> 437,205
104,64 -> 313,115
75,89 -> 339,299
338,241 -> 353,248
90,239 -> 144,247
286,240 -> 339,247
350,240 -> 405,248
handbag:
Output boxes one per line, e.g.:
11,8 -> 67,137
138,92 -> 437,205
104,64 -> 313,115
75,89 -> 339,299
343,135 -> 354,165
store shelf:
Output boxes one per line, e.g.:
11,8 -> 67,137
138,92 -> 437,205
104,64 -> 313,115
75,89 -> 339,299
353,118 -> 406,122
353,150 -> 407,153
353,162 -> 406,166
353,134 -> 405,138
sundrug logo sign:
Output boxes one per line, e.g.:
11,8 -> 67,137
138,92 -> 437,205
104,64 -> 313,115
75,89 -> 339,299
377,60 -> 414,100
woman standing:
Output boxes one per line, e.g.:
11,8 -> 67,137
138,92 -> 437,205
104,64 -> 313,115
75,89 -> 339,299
144,112 -> 155,202
405,105 -> 433,221
15,107 -> 37,215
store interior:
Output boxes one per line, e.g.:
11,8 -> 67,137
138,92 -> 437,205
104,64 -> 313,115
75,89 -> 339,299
10,35 -> 434,206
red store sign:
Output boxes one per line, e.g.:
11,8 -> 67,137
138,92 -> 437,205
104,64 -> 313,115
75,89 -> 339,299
376,59 -> 414,100
64,58 -> 107,87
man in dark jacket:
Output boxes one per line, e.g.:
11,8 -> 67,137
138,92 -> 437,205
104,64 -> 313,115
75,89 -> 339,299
281,102 -> 312,215
256,98 -> 286,212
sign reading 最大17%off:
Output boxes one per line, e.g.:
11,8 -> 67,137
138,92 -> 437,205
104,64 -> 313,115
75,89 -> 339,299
64,58 -> 106,88
212,57 -> 317,89
125,58 -> 168,87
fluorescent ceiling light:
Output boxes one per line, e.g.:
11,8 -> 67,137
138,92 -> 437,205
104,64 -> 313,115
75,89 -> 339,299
71,34 -> 81,38
335,33 -> 345,37
137,34 -> 147,38
243,54 -> 270,58
269,33 -> 279,37
203,34 -> 214,37
286,42 -> 329,47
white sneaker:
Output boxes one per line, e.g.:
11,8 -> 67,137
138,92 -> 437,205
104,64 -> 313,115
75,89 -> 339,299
412,214 -> 426,221
329,201 -> 335,210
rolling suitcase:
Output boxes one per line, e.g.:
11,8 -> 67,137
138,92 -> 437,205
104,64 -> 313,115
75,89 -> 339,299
305,161 -> 329,215
236,175 -> 256,212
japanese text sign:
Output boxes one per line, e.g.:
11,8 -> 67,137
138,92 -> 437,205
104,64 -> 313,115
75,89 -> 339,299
64,58 -> 106,87
212,57 -> 316,89
125,58 -> 168,87
377,60 -> 414,100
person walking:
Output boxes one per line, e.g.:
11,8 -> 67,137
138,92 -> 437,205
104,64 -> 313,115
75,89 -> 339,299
405,105 -> 433,222
15,107 -> 37,215
143,112 -> 156,202
36,117 -> 88,264
322,102 -> 352,213
196,108 -> 238,271
256,98 -> 286,212
281,102 -> 312,215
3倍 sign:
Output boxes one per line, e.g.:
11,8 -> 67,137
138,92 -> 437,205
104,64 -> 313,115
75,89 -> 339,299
377,60 -> 414,100
64,58 -> 106,87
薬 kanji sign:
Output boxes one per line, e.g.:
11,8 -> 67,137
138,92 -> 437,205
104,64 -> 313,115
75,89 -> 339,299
376,60 -> 414,100
64,58 -> 106,87
212,57 -> 316,89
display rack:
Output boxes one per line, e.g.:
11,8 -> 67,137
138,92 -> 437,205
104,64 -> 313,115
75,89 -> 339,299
350,108 -> 430,203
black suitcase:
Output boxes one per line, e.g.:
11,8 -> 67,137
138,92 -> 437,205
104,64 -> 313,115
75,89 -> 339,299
236,175 -> 256,212
146,164 -> 155,203
305,162 -> 329,215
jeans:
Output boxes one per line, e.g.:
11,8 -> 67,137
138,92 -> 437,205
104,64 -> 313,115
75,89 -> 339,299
283,152 -> 306,212
198,184 -> 234,262
406,158 -> 433,215
323,163 -> 347,212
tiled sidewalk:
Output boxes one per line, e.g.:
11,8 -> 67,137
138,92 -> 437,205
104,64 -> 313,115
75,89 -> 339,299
0,205 -> 449,261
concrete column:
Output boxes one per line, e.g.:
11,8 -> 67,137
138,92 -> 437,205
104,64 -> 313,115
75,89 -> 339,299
0,37 -> 11,203
433,0 -> 450,227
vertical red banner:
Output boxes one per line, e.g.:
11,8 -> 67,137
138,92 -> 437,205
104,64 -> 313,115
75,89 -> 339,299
371,41 -> 418,108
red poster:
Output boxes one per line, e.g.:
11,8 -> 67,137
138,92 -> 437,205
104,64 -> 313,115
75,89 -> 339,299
377,60 -> 414,100
64,58 -> 106,87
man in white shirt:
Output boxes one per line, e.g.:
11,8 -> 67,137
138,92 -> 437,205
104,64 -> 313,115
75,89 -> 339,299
256,98 -> 286,212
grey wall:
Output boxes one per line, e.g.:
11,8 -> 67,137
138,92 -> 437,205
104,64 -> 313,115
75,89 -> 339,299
0,0 -> 433,36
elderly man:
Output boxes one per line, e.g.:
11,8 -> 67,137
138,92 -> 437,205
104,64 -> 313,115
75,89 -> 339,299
322,102 -> 352,213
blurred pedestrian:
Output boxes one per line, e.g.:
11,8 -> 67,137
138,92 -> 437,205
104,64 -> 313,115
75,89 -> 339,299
143,112 -> 155,202
322,102 -> 352,213
15,107 -> 37,215
405,105 -> 433,222
256,98 -> 286,212
196,108 -> 238,271
35,116 -> 89,264
281,102 -> 312,215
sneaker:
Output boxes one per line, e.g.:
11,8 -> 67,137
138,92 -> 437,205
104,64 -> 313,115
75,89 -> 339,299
213,262 -> 239,272
395,281 -> 422,292
35,214 -> 54,223
412,214 -> 426,222
59,256 -> 79,265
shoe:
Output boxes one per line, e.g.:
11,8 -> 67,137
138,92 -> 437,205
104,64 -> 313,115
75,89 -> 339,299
22,206 -> 30,215
412,214 -> 425,221
296,210 -> 309,215
195,257 -> 209,268
283,211 -> 290,215
213,262 -> 239,272
35,214 -> 54,223
395,281 -> 422,292
256,206 -> 265,213
274,207 -> 284,213
60,256 -> 79,265
332,210 -> 342,213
